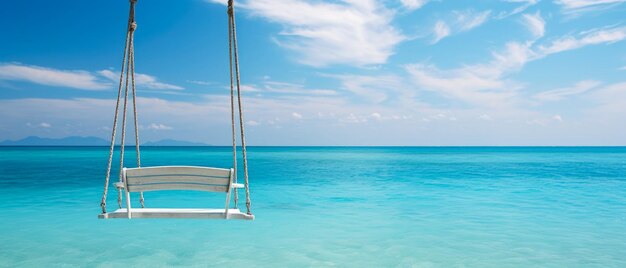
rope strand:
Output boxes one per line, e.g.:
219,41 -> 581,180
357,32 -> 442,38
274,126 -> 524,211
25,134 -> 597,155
227,10 -> 239,209
100,2 -> 134,214
129,20 -> 144,208
117,0 -> 136,209
118,49 -> 132,209
229,0 -> 252,215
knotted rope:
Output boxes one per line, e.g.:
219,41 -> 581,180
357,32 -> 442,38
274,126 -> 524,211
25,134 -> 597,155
101,0 -> 143,214
228,6 -> 239,209
128,20 -> 145,208
228,0 -> 252,215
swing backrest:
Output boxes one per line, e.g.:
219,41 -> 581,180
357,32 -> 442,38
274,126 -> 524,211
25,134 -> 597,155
123,166 -> 233,193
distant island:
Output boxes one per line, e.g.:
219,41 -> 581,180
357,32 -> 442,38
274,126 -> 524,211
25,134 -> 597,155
0,136 -> 210,146
0,136 -> 109,146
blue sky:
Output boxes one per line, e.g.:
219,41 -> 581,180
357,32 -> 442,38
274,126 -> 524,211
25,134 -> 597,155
1,0 -> 625,145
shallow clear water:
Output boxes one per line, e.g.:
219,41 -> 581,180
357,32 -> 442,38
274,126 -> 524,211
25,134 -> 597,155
0,146 -> 625,267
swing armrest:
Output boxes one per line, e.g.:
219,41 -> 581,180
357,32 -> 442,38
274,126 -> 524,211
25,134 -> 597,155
114,182 -> 125,189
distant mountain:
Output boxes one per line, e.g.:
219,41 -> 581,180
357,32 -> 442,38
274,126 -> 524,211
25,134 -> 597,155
0,136 -> 211,146
142,139 -> 209,146
0,136 -> 109,146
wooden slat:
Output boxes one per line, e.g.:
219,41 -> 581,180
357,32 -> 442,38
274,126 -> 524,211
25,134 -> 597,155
126,166 -> 230,178
127,183 -> 228,193
98,208 -> 255,220
126,175 -> 229,185
225,170 -> 234,218
124,168 -> 131,219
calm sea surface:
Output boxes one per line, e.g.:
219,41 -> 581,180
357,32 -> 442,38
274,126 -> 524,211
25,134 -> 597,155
0,146 -> 625,267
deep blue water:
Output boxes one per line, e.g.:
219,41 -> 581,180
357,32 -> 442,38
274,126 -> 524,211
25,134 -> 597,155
0,146 -> 625,267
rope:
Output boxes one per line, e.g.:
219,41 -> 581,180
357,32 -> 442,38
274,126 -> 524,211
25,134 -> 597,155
227,11 -> 239,209
116,0 -> 138,209
118,43 -> 132,209
229,0 -> 252,215
128,20 -> 144,209
100,2 -> 134,214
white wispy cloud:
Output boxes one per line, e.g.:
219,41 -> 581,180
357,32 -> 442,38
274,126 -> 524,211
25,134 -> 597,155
538,26 -> 626,54
431,10 -> 491,44
247,80 -> 337,96
407,40 -> 537,107
26,122 -> 53,129
98,70 -> 183,90
235,0 -> 405,67
247,120 -> 260,126
187,80 -> 215,86
408,24 -> 626,106
455,10 -> 492,32
406,63 -> 517,107
555,0 -> 625,10
147,123 -> 173,130
208,0 -> 405,67
0,63 -> 184,91
400,0 -> 429,11
370,112 -> 382,120
421,113 -> 458,122
135,73 -> 184,90
432,21 -> 451,44
206,0 -> 228,5
0,63 -> 111,90
324,73 -> 409,104
291,112 -> 303,119
522,12 -> 546,38
533,80 -> 601,101
497,0 -> 540,18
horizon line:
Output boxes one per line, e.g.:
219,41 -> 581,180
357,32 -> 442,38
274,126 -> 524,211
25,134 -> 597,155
2,145 -> 626,148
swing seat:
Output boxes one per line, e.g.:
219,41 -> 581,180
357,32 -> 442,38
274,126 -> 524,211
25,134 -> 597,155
99,208 -> 253,219
98,166 -> 254,220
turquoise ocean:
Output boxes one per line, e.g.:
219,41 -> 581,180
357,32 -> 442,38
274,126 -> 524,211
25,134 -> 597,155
1,146 -> 625,267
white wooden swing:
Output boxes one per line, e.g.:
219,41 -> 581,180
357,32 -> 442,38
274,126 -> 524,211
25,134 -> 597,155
98,0 -> 253,220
